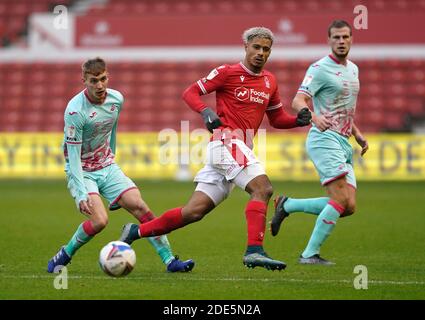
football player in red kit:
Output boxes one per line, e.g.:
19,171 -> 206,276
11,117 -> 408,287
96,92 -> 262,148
120,27 -> 311,270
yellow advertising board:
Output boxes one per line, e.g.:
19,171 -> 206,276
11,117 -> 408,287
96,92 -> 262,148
0,132 -> 424,180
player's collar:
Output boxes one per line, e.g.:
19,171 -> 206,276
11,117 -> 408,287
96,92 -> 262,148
84,89 -> 107,105
328,54 -> 348,66
239,62 -> 263,76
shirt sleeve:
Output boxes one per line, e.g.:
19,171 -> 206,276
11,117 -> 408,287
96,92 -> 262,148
267,79 -> 283,111
110,122 -> 118,155
182,83 -> 207,113
196,65 -> 229,95
64,110 -> 88,205
297,64 -> 325,98
110,95 -> 123,155
266,106 -> 297,129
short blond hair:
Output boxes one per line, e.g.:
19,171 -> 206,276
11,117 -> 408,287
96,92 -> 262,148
242,27 -> 274,44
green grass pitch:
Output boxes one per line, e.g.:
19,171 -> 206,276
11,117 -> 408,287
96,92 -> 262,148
0,180 -> 424,300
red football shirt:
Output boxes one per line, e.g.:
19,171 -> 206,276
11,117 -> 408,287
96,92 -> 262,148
196,62 -> 282,145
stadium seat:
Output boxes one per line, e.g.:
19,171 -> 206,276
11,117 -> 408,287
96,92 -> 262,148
2,58 -> 424,133
407,99 -> 425,115
385,112 -> 406,130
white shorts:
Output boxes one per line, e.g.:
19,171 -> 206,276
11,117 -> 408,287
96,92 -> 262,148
194,139 -> 266,205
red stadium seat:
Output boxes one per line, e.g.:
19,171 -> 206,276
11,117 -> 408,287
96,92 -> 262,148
385,112 -> 406,130
411,70 -> 425,82
406,98 -> 425,115
1,58 -> 424,132
361,84 -> 383,97
386,97 -> 408,113
360,69 -> 381,83
26,98 -> 45,112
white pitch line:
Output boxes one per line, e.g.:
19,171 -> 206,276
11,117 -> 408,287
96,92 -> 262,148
2,275 -> 424,286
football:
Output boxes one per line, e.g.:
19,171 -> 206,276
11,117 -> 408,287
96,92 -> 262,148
99,241 -> 136,277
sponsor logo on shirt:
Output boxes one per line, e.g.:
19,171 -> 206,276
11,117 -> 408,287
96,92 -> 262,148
110,104 -> 116,111
66,125 -> 76,139
235,87 -> 250,101
240,75 -> 245,82
90,111 -> 97,118
206,68 -> 219,80
68,111 -> 77,115
234,87 -> 270,104
301,74 -> 314,86
249,88 -> 270,104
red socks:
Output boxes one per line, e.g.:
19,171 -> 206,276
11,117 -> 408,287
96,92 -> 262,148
245,200 -> 267,247
82,220 -> 97,236
137,200 -> 267,244
139,207 -> 184,237
138,211 -> 156,223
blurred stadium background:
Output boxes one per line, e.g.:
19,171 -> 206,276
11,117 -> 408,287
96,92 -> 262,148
1,0 -> 425,180
0,0 -> 424,300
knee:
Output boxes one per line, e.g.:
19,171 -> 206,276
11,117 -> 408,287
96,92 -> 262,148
341,201 -> 356,217
188,211 -> 205,222
182,203 -> 211,223
252,184 -> 274,202
92,216 -> 108,232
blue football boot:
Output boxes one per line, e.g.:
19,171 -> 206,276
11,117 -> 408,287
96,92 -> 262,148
167,256 -> 195,273
47,246 -> 71,273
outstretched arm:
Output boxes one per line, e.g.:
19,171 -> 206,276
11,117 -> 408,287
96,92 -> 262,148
266,106 -> 311,129
182,83 -> 207,113
292,93 -> 331,131
64,111 -> 92,215
66,143 -> 93,215
182,83 -> 222,133
352,123 -> 369,156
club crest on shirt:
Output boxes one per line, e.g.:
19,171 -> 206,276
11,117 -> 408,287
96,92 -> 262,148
264,76 -> 270,89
